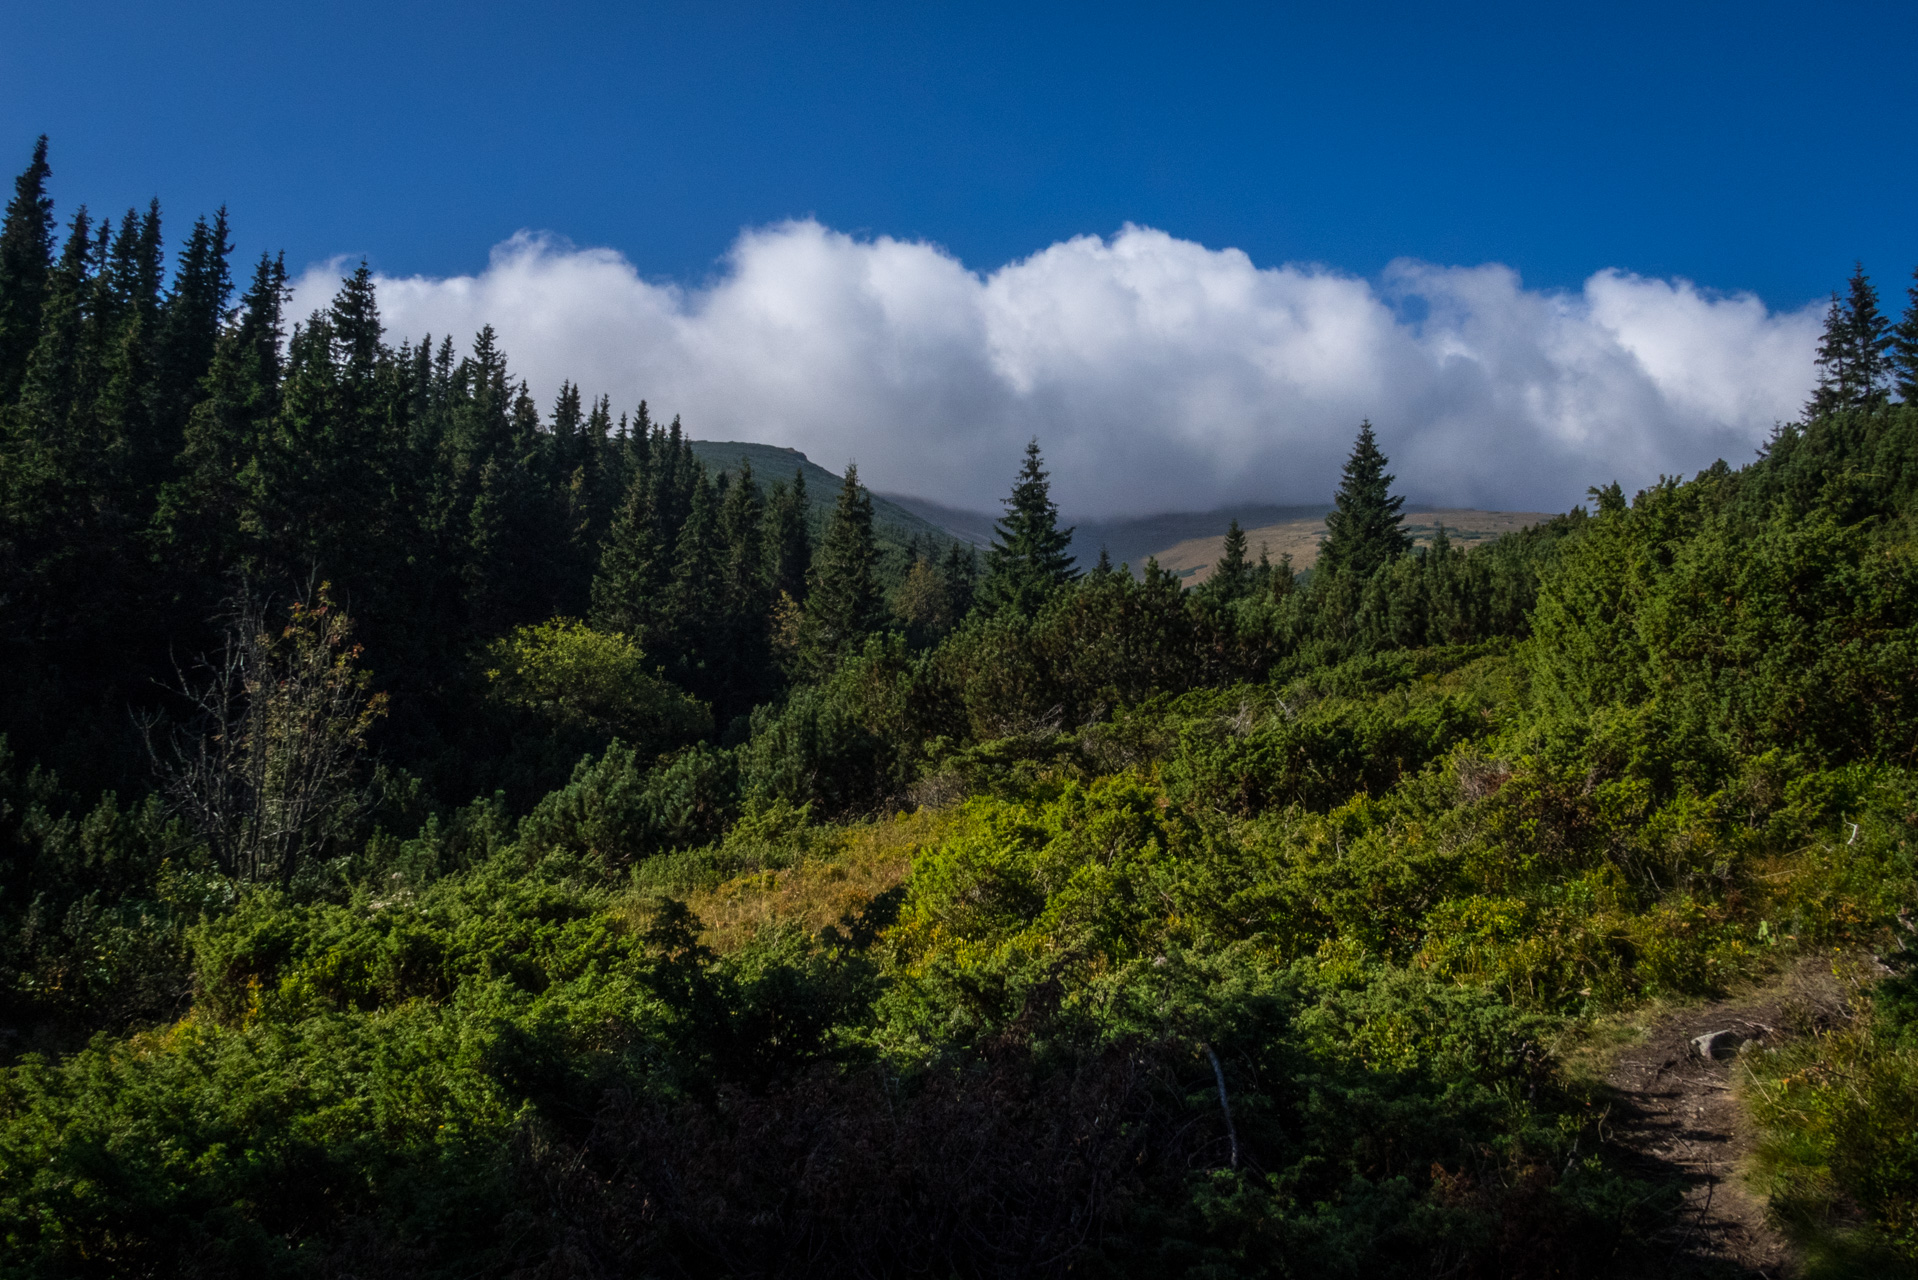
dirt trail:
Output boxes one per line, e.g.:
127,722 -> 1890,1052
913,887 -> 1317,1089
1598,963 -> 1848,1278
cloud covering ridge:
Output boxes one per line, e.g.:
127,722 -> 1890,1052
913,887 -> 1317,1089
293,222 -> 1822,517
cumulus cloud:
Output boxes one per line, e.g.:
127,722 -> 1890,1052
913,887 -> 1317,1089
291,222 -> 1822,517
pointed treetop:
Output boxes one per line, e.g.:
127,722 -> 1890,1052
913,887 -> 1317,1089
765,465 -> 813,605
980,438 -> 1078,614
1318,420 -> 1409,580
1201,517 -> 1251,602
330,261 -> 384,379
807,462 -> 886,650
0,134 -> 56,399
1892,266 -> 1918,406
1807,263 -> 1893,417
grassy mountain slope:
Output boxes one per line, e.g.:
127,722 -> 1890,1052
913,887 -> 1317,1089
1069,503 -> 1333,568
1156,507 -> 1554,582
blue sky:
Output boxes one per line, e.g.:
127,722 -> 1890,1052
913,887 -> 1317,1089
3,1 -> 1913,514
3,0 -> 1911,306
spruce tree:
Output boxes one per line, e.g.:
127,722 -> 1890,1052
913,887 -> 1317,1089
582,394 -> 615,528
1317,420 -> 1409,580
13,207 -> 93,447
665,470 -> 723,685
715,458 -> 774,710
551,380 -> 583,471
253,266 -> 411,614
719,458 -> 769,623
0,136 -> 55,404
806,463 -> 885,655
1270,551 -> 1296,599
980,438 -> 1076,615
153,251 -> 287,584
592,467 -> 665,647
942,539 -> 977,619
1202,518 -> 1250,602
1248,544 -> 1272,596
152,209 -> 232,455
764,468 -> 812,605
1892,266 -> 1918,405
1807,265 -> 1893,417
102,202 -> 163,343
548,381 -> 599,610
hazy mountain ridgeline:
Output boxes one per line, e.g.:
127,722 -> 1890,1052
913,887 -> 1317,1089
7,138 -> 1918,1277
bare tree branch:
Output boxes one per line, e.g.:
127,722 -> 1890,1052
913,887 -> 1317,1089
148,583 -> 385,885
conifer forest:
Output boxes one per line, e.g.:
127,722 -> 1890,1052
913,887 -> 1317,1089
6,137 -> 1918,1278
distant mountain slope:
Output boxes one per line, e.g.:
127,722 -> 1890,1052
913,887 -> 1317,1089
1069,505 -> 1334,570
687,440 -> 963,552
686,449 -> 1547,586
1152,508 -> 1554,583
878,493 -> 998,548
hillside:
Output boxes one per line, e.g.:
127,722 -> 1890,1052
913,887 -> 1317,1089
878,491 -> 998,547
1155,507 -> 1554,582
1068,503 -> 1333,568
687,439 -> 964,553
6,147 -> 1918,1280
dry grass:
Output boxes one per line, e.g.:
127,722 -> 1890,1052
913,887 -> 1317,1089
685,806 -> 959,952
1152,508 -> 1553,584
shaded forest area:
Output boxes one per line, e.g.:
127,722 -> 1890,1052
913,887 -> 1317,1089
5,138 -> 1918,1277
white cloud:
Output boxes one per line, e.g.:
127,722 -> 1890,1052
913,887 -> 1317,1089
291,222 -> 1823,517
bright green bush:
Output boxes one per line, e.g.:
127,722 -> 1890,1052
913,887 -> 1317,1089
483,618 -> 711,749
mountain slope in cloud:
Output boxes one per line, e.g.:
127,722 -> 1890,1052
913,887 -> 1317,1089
293,223 -> 1823,518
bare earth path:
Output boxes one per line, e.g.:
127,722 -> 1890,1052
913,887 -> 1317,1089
1597,964 -> 1847,1278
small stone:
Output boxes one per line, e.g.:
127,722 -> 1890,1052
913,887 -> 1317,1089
1691,1030 -> 1743,1060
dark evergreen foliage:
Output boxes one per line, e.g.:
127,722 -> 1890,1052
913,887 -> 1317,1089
1893,265 -> 1918,405
9,149 -> 1918,1275
1198,516 -> 1250,603
0,137 -> 54,403
1807,263 -> 1893,416
805,463 -> 887,660
764,467 -> 812,605
1317,420 -> 1410,581
980,437 -> 1077,615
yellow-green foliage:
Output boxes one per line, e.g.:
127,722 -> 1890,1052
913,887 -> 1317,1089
485,618 -> 712,746
680,804 -> 955,952
13,393 -> 1918,1275
890,774 -> 1205,969
1748,983 -> 1918,1268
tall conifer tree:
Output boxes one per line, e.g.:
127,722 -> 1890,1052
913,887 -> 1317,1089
12,207 -> 93,448
764,469 -> 812,605
1892,266 -> 1918,406
593,468 -> 664,647
154,251 -> 287,583
1202,518 -> 1250,602
943,539 -> 978,618
1807,265 -> 1893,417
0,136 -> 55,404
980,438 -> 1076,615
152,209 -> 232,457
719,459 -> 769,623
713,458 -> 774,711
806,463 -> 884,654
665,469 -> 724,687
1317,421 -> 1409,580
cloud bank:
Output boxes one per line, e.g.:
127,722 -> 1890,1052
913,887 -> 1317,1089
292,223 -> 1822,517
